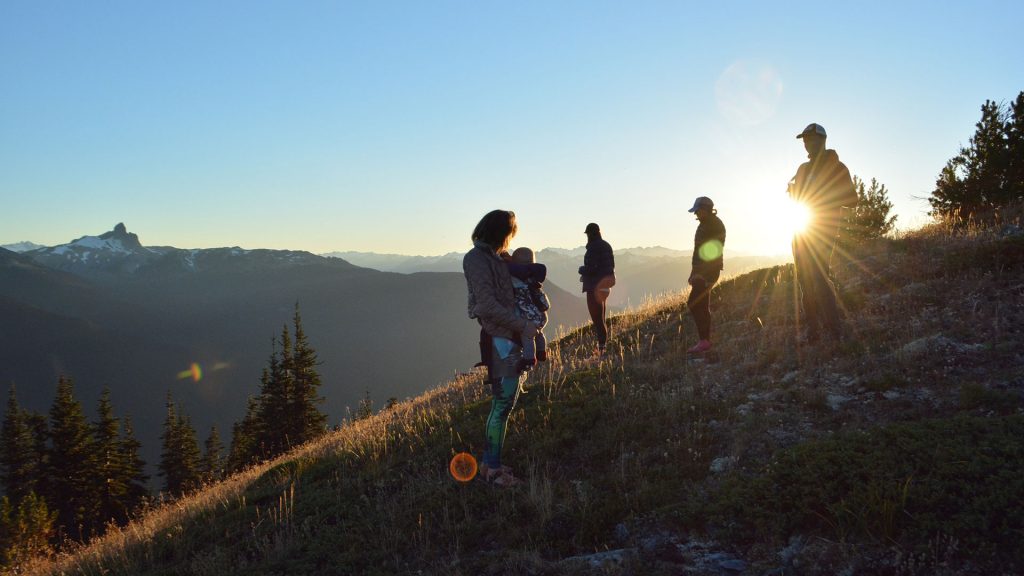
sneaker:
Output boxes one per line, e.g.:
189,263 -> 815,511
687,340 -> 712,354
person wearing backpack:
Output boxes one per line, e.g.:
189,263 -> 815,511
787,123 -> 858,342
463,209 -> 537,487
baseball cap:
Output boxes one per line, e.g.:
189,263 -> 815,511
796,123 -> 827,139
687,196 -> 714,213
584,222 -> 600,234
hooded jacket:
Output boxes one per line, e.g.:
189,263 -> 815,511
787,149 -> 857,235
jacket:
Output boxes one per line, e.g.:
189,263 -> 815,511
579,236 -> 615,293
463,241 -> 530,340
787,149 -> 857,235
692,214 -> 726,277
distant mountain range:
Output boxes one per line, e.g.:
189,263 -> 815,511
0,224 -> 590,477
326,246 -> 789,309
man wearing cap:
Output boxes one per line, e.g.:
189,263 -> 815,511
579,223 -> 615,355
788,123 -> 858,342
686,197 -> 726,354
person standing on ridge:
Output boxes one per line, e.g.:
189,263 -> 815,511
579,223 -> 615,355
463,210 -> 537,487
787,123 -> 858,342
686,196 -> 726,354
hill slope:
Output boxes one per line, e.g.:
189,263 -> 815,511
28,221 -> 1024,575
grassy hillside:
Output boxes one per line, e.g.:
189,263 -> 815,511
24,219 -> 1024,576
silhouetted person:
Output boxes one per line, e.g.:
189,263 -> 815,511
463,209 -> 537,487
686,196 -> 726,354
579,223 -> 615,355
788,123 -> 858,342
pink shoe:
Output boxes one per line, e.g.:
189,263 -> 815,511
687,340 -> 712,354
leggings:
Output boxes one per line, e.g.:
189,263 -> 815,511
687,272 -> 719,340
483,338 -> 524,469
586,289 -> 610,348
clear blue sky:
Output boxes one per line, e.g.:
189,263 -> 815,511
2,1 -> 1021,256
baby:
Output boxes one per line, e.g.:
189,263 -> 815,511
507,247 -> 550,372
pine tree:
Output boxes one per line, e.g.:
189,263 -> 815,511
841,176 -> 897,244
930,92 -> 1024,219
355,389 -> 374,421
158,394 -> 202,497
232,305 -> 328,466
201,426 -> 224,483
228,396 -> 261,471
93,389 -> 129,527
120,415 -> 149,513
0,493 -> 55,569
289,304 -> 327,442
1,385 -> 40,503
46,376 -> 98,542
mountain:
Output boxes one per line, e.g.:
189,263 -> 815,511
0,241 -> 46,253
322,251 -> 464,274
333,246 -> 791,309
28,218 -> 1024,575
1,226 -> 591,473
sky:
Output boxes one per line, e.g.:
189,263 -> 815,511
2,1 -> 1022,257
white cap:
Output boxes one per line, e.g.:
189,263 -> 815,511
796,123 -> 827,139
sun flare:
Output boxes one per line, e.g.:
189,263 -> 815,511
781,197 -> 811,235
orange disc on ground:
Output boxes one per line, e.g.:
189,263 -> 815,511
449,452 -> 478,482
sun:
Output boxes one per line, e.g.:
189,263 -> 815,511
780,197 -> 811,236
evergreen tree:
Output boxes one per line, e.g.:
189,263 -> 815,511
231,304 -> 328,466
288,304 -> 327,442
93,389 -> 129,527
120,415 -> 149,513
158,394 -> 202,497
46,376 -> 98,542
201,425 -> 224,483
0,493 -> 54,569
841,176 -> 897,243
1,385 -> 40,503
355,389 -> 374,421
228,396 -> 261,472
930,92 -> 1024,219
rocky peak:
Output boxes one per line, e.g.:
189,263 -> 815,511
99,222 -> 143,249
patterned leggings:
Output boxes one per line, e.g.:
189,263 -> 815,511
483,337 -> 524,469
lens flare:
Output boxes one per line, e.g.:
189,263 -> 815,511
176,362 -> 203,382
449,452 -> 478,483
784,198 -> 811,235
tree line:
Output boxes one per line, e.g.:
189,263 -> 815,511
0,305 -> 330,568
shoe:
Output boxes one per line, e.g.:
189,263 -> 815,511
687,340 -> 712,354
481,464 -> 521,487
516,357 -> 537,373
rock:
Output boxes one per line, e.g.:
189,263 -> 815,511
826,394 -> 849,411
615,523 -> 630,542
735,403 -> 753,416
882,390 -> 901,400
709,456 -> 737,474
561,548 -> 637,568
781,371 -> 800,384
719,558 -> 747,572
